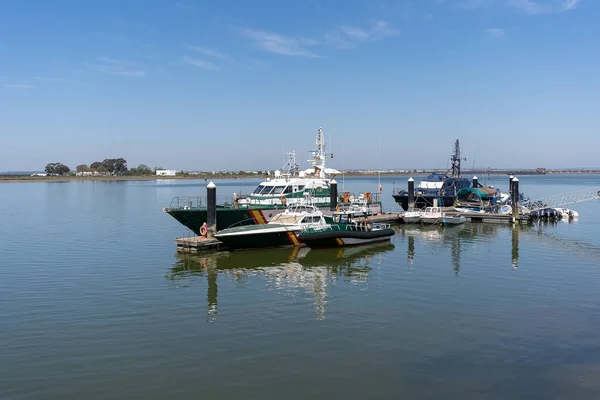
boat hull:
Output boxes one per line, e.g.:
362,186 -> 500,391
215,226 -> 302,250
166,202 -> 383,234
441,216 -> 466,225
299,228 -> 395,248
402,216 -> 421,224
420,217 -> 441,224
392,194 -> 458,211
165,206 -> 288,234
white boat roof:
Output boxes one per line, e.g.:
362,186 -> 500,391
256,177 -> 330,186
418,181 -> 444,189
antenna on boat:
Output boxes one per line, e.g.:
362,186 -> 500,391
342,146 -> 345,192
378,139 -> 382,193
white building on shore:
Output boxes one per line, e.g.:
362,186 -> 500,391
156,169 -> 177,176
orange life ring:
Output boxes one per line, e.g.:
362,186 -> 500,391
364,192 -> 371,202
200,223 -> 208,237
280,195 -> 287,204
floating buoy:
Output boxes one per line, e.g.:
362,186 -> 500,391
200,223 -> 208,238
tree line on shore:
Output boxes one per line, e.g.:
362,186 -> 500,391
44,159 -> 162,176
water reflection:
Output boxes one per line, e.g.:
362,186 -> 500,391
512,226 -> 519,270
397,223 -> 522,274
167,242 -> 395,320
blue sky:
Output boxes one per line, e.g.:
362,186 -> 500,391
1,0 -> 598,172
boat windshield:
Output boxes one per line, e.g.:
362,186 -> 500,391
252,185 -> 265,194
271,186 -> 286,195
270,214 -> 303,224
418,181 -> 444,189
259,186 -> 274,195
300,216 -> 322,223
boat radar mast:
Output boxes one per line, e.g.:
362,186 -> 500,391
449,138 -> 466,178
309,127 -> 334,179
279,151 -> 299,178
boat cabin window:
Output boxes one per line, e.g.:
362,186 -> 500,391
298,185 -> 305,191
284,186 -> 293,194
253,185 -> 265,194
333,214 -> 352,224
301,216 -> 322,224
271,186 -> 286,195
259,185 -> 274,195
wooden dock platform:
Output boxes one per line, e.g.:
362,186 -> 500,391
175,236 -> 222,252
361,212 -> 403,224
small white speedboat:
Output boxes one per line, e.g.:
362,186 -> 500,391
441,215 -> 466,226
402,210 -> 424,224
553,207 -> 579,219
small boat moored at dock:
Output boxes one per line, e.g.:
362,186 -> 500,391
298,210 -> 395,248
419,207 -> 443,224
214,204 -> 328,250
402,210 -> 424,224
441,215 -> 466,226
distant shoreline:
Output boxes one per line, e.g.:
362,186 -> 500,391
1,170 -> 599,183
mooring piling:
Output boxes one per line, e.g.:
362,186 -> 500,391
408,177 -> 415,209
207,181 -> 217,236
511,177 -> 519,222
330,178 -> 338,211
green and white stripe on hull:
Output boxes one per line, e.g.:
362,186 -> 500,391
334,236 -> 393,246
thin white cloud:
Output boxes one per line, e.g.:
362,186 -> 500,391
4,84 -> 35,89
35,76 -> 74,83
485,28 -> 506,37
464,0 -> 581,14
508,0 -> 580,14
325,20 -> 398,49
182,56 -> 217,70
241,29 -> 319,57
88,57 -> 145,77
188,46 -> 232,60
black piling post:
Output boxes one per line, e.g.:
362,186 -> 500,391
511,177 -> 519,223
509,175 -> 514,195
472,175 -> 479,188
207,181 -> 216,235
407,177 -> 415,210
330,179 -> 338,211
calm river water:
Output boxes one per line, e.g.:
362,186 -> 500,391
1,175 -> 600,399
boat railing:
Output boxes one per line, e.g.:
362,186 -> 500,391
167,190 -> 382,210
167,195 -> 246,209
168,196 -> 204,209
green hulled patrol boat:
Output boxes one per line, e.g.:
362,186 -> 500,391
164,128 -> 383,234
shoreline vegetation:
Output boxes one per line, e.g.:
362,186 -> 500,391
1,169 -> 599,183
